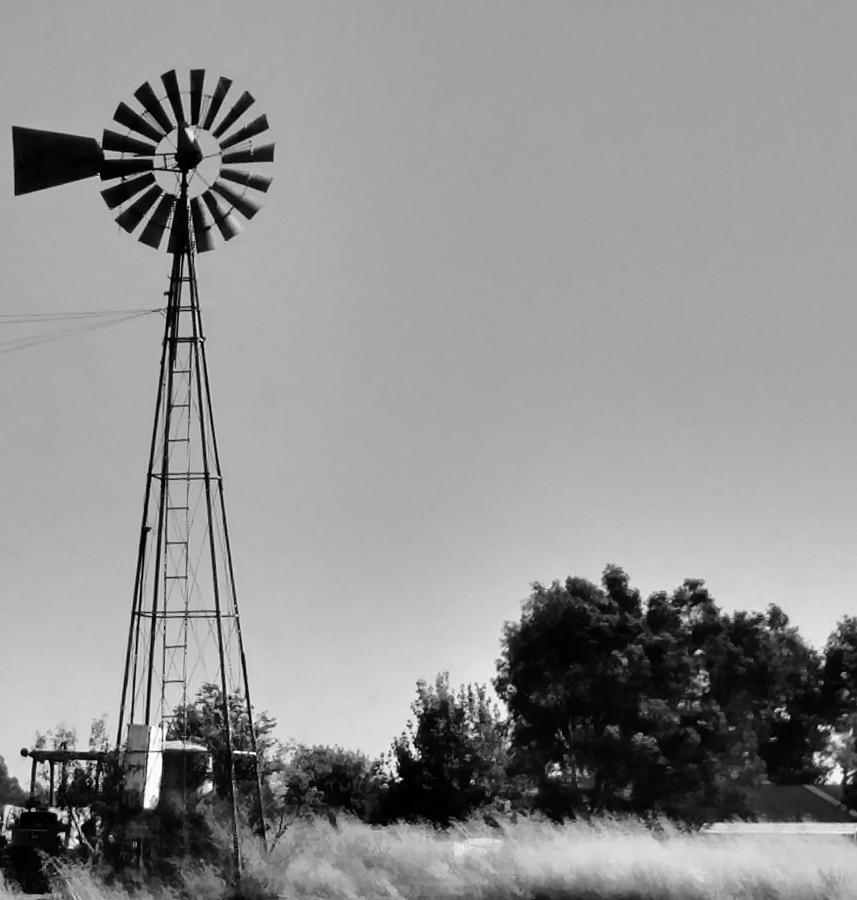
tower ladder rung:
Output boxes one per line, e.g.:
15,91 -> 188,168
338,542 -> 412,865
160,473 -> 221,481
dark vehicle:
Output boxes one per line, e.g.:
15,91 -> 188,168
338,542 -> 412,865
1,809 -> 64,894
1,747 -> 106,893
9,809 -> 65,855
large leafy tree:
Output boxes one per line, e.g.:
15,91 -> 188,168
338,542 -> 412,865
646,584 -> 826,787
495,571 -> 644,795
716,605 -> 825,784
633,582 -> 741,819
384,673 -> 509,825
657,579 -> 767,790
496,566 -> 832,821
495,567 -> 751,821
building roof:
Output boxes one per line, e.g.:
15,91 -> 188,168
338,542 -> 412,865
739,784 -> 857,823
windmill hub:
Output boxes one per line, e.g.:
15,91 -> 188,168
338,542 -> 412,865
152,128 -> 219,199
175,126 -> 204,173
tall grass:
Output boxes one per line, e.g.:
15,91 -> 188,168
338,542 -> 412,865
4,816 -> 857,899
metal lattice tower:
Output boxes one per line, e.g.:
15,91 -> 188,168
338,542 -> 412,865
12,68 -> 274,869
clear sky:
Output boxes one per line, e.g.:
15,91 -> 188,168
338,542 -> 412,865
2,2 -> 857,786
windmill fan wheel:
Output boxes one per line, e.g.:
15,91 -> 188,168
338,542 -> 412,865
98,69 -> 274,252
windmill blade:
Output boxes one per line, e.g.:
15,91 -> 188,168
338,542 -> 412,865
201,76 -> 232,131
114,102 -> 164,143
139,193 -> 176,249
201,190 -> 243,241
161,70 -> 185,126
101,172 -> 156,209
211,180 -> 262,220
100,158 -> 155,180
219,115 -> 269,151
12,126 -> 103,195
189,196 -> 216,253
212,91 -> 254,139
133,81 -> 173,134
102,129 -> 157,157
189,69 -> 205,125
116,184 -> 162,232
221,143 -> 275,165
219,168 -> 273,193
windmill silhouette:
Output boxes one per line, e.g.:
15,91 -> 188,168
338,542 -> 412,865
13,68 -> 274,868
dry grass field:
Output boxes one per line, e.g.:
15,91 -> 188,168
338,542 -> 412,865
4,816 -> 857,899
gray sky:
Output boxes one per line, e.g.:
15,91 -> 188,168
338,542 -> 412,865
3,2 -> 857,784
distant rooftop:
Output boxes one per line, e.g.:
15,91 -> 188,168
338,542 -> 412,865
738,784 -> 857,824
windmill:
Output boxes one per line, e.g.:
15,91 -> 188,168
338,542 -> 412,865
12,69 -> 274,869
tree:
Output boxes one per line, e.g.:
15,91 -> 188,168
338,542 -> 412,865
288,744 -> 376,819
384,673 -> 510,825
167,683 -> 277,800
495,567 -> 750,821
630,583 -> 737,820
265,743 -> 379,843
495,572 -> 642,797
821,617 -> 857,803
33,723 -> 78,752
725,606 -> 825,784
496,568 -> 653,815
0,755 -> 26,805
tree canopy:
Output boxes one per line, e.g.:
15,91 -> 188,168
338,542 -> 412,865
383,673 -> 510,825
10,563 -> 856,831
494,566 -> 831,821
0,754 -> 26,806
